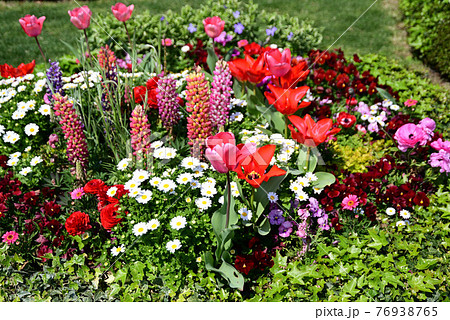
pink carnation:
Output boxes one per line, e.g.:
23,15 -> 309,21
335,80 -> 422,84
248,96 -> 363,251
341,195 -> 359,210
2,231 -> 19,245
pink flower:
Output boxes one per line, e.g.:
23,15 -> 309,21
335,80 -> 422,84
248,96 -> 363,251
68,6 -> 92,30
418,117 -> 436,141
265,48 -> 292,77
237,39 -> 248,48
2,231 -> 19,245
161,38 -> 173,46
341,195 -> 359,210
404,99 -> 418,107
111,3 -> 134,22
19,14 -> 46,37
70,187 -> 85,200
203,16 -> 225,38
394,123 -> 427,152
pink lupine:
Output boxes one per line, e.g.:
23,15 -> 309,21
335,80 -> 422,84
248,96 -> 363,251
52,94 -> 89,176
157,75 -> 180,130
130,104 -> 151,159
186,66 -> 213,158
209,60 -> 232,130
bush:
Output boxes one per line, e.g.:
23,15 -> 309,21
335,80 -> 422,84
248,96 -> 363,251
400,0 -> 450,79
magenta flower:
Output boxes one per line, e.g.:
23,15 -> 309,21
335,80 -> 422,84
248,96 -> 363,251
404,99 -> 418,107
418,117 -> 436,141
2,231 -> 19,245
19,14 -> 45,37
111,3 -> 134,22
393,123 -> 427,152
68,6 -> 92,30
70,187 -> 85,200
203,16 -> 225,39
429,138 -> 450,173
209,60 -> 233,130
341,195 -> 359,210
162,38 -> 173,46
265,48 -> 292,78
278,221 -> 293,238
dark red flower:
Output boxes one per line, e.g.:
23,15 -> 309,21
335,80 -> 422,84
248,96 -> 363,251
36,245 -> 53,262
42,201 -> 61,217
353,54 -> 362,63
313,68 -> 325,85
413,192 -> 429,207
325,69 -> 337,82
22,191 -> 39,206
46,219 -> 62,235
84,179 -> 106,195
335,73 -> 350,89
100,204 -> 122,230
337,112 -> 356,128
65,211 -> 92,236
235,255 -> 255,275
0,155 -> 7,169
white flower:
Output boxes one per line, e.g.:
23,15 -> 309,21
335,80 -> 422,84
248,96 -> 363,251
128,187 -> 142,198
158,179 -> 176,193
382,99 -> 393,107
154,147 -> 177,159
199,162 -> 209,170
117,158 -> 131,171
399,210 -> 411,219
17,101 -> 29,112
267,192 -> 278,203
296,177 -> 310,187
3,131 -> 20,144
26,100 -> 36,110
133,222 -> 148,236
195,197 -> 212,211
166,239 -> 182,253
190,180 -> 201,189
313,187 -> 323,194
6,158 -> 18,167
30,156 -> 43,166
361,114 -> 369,121
368,116 -> 377,123
124,179 -> 141,191
177,173 -> 193,185
19,167 -> 32,176
149,177 -> 162,187
170,216 -> 187,230
106,187 -> 118,197
0,125 -> 5,135
205,177 -> 216,185
238,208 -> 252,221
390,104 -> 400,111
38,104 -> 52,116
17,85 -> 26,92
305,172 -> 318,182
181,157 -> 200,170
147,219 -> 160,231
230,182 -> 238,190
231,189 -> 240,197
133,169 -> 150,182
111,244 -> 125,256
230,112 -> 244,122
201,184 -> 217,198
370,104 -> 379,111
386,207 -> 396,216
151,140 -> 164,149
396,221 -> 406,227
296,190 -> 309,201
277,152 -> 290,163
290,182 -> 303,193
136,190 -> 152,204
24,146 -> 31,152
186,197 -> 192,203
218,196 -> 224,204
181,45 -> 190,53
9,152 -> 21,159
12,110 -> 26,120
24,123 -> 39,136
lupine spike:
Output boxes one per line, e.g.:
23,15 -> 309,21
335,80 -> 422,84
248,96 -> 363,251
45,60 -> 64,103
52,94 -> 89,174
157,75 -> 180,130
186,66 -> 212,158
209,60 -> 232,131
130,104 -> 151,160
97,45 -> 118,110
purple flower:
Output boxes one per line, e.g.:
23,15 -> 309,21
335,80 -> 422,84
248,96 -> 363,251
278,221 -> 293,238
287,32 -> 294,40
187,23 -> 197,33
46,60 -> 64,103
234,22 -> 244,34
268,209 -> 285,225
233,11 -> 240,19
266,26 -> 277,37
296,221 -> 308,238
214,31 -> 233,46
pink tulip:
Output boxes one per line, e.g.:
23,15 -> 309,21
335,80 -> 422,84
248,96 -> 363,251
19,14 -> 45,37
111,3 -> 134,22
203,16 -> 225,39
205,132 -> 256,173
68,6 -> 92,30
265,48 -> 292,77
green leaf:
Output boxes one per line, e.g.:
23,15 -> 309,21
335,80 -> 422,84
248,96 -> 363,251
342,279 -> 360,297
254,174 -> 287,211
206,47 -> 218,74
130,261 -> 145,282
376,87 -> 395,102
211,184 -> 237,240
384,272 -> 404,288
232,80 -> 243,99
313,172 -> 336,189
415,258 -> 438,270
296,147 -> 318,173
257,218 -> 271,236
367,228 -> 389,251
115,268 -> 128,286
255,104 -> 285,134
204,252 -> 244,291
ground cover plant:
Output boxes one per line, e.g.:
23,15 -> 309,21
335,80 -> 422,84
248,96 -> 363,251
0,0 -> 449,301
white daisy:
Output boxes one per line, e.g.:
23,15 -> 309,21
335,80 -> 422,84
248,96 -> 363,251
305,172 -> 318,182
154,147 -> 177,159
149,177 -> 162,187
24,146 -> 31,152
230,112 -> 244,122
147,219 -> 160,231
390,104 -> 400,111
6,158 -> 18,167
24,123 -> 39,136
396,221 -> 406,227
12,110 -> 26,120
231,189 -> 240,197
176,173 -> 193,185
230,182 -> 238,190
9,152 -> 21,159
296,177 -> 310,187
386,207 -> 396,216
128,187 -> 142,198
181,157 -> 200,170
313,187 -> 323,194
190,180 -> 201,189
30,156 -> 43,166
151,140 -> 164,149
290,182 -> 303,193
17,85 -> 26,92
205,177 -> 216,185
158,179 -> 176,193
111,244 -> 125,256
218,196 -> 224,204
166,239 -> 182,253
267,192 -> 278,203
106,187 -> 118,197
0,125 -> 5,135
133,169 -> 150,182
399,210 -> 411,219
124,179 -> 141,191
296,190 -> 309,201
133,222 -> 148,236
238,208 -> 252,221
136,190 -> 152,204
201,185 -> 217,198
170,216 -> 187,230
195,197 -> 212,211
19,167 -> 32,176
361,114 -> 369,121
117,158 -> 131,171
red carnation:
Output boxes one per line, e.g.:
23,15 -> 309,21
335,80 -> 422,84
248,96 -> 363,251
100,203 -> 122,230
84,179 -> 106,195
65,211 -> 91,236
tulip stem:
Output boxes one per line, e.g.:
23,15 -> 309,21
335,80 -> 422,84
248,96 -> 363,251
83,29 -> 92,65
305,147 -> 311,171
284,115 -> 289,139
226,172 -> 231,229
34,37 -> 46,63
123,21 -> 132,48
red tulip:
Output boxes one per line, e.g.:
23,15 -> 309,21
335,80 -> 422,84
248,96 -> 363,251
265,48 -> 291,77
234,145 -> 286,188
0,60 -> 35,78
264,84 -> 310,115
111,3 -> 134,22
228,54 -> 270,83
203,16 -> 225,38
288,114 -> 341,147
19,14 -> 45,37
272,58 -> 309,89
205,132 -> 257,173
68,6 -> 92,30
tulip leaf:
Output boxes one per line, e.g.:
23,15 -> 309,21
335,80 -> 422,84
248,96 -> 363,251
215,225 -> 240,261
204,252 -> 244,291
254,174 -> 287,212
257,218 -> 271,236
255,104 -> 285,134
211,184 -> 237,240
233,80 -> 243,99
296,147 -> 318,173
313,172 -> 336,189
376,87 -> 395,103
206,47 -> 219,74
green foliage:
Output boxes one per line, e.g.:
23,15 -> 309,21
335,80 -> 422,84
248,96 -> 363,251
400,0 -> 450,78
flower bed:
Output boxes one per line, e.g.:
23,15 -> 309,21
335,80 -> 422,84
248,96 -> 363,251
0,1 -> 449,302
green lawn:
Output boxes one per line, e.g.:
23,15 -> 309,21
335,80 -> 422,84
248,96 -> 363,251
0,0 -> 408,66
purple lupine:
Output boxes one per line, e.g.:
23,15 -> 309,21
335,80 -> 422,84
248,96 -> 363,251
45,60 -> 64,103
52,94 -> 89,177
157,75 -> 180,130
97,45 -> 118,110
209,60 -> 232,130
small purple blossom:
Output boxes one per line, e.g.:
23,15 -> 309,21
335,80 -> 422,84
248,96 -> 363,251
234,22 -> 244,34
233,11 -> 240,19
214,31 -> 233,46
160,16 -> 165,21
187,23 -> 197,33
287,32 -> 294,40
278,221 -> 293,238
296,221 -> 308,238
266,26 -> 277,37
268,209 -> 285,225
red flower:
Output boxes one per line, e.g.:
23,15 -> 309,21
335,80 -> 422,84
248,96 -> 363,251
65,211 -> 91,236
313,68 -> 325,85
288,114 -> 341,147
84,179 -> 106,195
325,69 -> 337,82
19,14 -> 45,37
228,54 -> 270,83
111,2 -> 134,22
243,42 -> 262,55
133,76 -> 160,108
272,58 -> 309,89
265,48 -> 291,77
133,85 -> 147,104
413,192 -> 430,207
234,145 -> 286,188
264,84 -> 310,115
42,201 -> 61,217
203,16 -> 225,38
337,112 -> 356,128
335,73 -> 349,89
234,255 -> 255,275
68,6 -> 92,30
0,60 -> 35,78
100,204 -> 122,230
